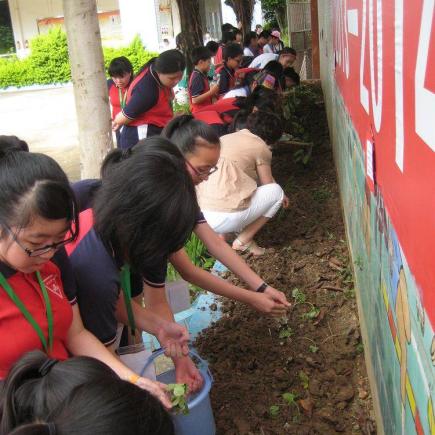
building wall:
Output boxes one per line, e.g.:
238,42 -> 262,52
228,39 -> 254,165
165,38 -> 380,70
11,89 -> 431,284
317,1 -> 435,434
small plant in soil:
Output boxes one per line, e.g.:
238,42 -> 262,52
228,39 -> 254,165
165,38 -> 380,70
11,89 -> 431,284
299,371 -> 310,389
167,383 -> 189,415
292,288 -> 306,304
356,342 -> 364,354
279,327 -> 294,339
269,404 -> 280,418
309,344 -> 319,353
302,305 -> 321,320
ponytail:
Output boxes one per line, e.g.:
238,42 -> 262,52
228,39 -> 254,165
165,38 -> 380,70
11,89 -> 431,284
9,423 -> 54,435
100,147 -> 133,179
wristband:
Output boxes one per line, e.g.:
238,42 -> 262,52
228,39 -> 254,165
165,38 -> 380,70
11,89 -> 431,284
128,374 -> 140,384
256,282 -> 268,293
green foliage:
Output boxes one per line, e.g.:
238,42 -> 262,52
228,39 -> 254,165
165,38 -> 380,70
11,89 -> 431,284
167,234 -> 214,284
279,327 -> 294,339
312,186 -> 332,202
167,383 -> 189,415
298,371 -> 309,389
282,391 -> 298,405
261,0 -> 286,25
292,288 -> 306,304
302,305 -> 320,320
0,25 -> 14,54
309,344 -> 319,353
103,35 -> 157,75
0,30 -> 156,88
269,404 -> 280,417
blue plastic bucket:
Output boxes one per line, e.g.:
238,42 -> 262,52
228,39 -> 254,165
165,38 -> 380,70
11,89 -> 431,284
141,349 -> 216,435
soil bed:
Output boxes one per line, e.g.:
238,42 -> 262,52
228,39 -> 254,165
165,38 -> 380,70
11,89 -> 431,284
194,84 -> 376,435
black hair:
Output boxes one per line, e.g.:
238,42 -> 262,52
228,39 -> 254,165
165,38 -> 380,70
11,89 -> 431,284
175,33 -> 186,52
246,111 -> 284,144
244,31 -> 257,47
240,56 -> 254,68
242,86 -> 277,112
0,151 -> 78,239
283,67 -> 300,85
279,47 -> 297,57
0,350 -> 119,434
107,56 -> 133,78
0,135 -> 29,153
234,29 -> 242,38
221,31 -> 236,45
155,49 -> 185,74
94,137 -> 198,273
263,60 -> 284,80
223,42 -> 243,61
258,30 -> 271,39
161,115 -> 220,156
229,110 -> 250,133
191,46 -> 212,66
234,70 -> 258,90
6,378 -> 174,435
205,40 -> 219,56
221,23 -> 236,33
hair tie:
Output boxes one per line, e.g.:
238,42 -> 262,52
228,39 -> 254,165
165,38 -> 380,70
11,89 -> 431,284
46,422 -> 56,435
39,359 -> 59,377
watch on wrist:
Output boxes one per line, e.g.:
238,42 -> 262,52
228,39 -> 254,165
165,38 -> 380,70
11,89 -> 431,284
256,282 -> 268,293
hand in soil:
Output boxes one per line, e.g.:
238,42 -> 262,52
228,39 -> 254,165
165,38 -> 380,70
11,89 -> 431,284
174,355 -> 204,393
248,289 -> 290,317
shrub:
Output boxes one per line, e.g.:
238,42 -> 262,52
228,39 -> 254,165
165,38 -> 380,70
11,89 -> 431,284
0,30 -> 158,88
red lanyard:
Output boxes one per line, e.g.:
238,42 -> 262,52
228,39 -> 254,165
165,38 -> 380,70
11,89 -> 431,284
0,271 -> 53,354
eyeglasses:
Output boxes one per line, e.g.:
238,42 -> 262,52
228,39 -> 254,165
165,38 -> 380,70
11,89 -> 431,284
185,160 -> 218,178
5,226 -> 75,257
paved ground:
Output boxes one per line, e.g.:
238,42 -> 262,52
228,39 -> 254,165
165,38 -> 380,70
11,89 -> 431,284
0,85 -> 81,181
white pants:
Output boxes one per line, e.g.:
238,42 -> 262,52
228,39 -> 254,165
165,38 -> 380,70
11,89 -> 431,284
203,183 -> 284,234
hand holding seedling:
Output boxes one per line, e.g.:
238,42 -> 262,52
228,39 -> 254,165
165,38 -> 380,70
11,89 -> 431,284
174,356 -> 204,393
168,383 -> 189,415
249,289 -> 290,317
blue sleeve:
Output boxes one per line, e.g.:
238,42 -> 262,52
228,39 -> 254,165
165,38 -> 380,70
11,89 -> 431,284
52,248 -> 77,304
189,73 -> 205,97
107,78 -> 114,90
122,73 -> 159,120
71,179 -> 101,212
218,69 -> 231,95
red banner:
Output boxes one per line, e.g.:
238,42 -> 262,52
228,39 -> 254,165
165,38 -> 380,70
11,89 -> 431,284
333,0 -> 435,323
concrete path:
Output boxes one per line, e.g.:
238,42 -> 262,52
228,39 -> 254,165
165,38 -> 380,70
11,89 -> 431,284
0,85 -> 81,181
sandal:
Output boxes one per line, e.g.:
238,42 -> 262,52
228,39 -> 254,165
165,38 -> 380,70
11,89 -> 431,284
232,238 -> 266,256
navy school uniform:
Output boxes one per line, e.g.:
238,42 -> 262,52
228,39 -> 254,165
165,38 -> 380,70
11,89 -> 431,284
217,63 -> 236,97
120,62 -> 174,150
68,180 -> 206,346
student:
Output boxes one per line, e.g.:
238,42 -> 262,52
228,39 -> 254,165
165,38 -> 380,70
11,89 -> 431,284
214,30 -> 236,68
217,42 -> 243,97
0,146 -> 173,407
264,30 -> 284,53
2,352 -> 173,435
162,115 -> 290,310
234,29 -> 243,45
223,69 -> 259,99
205,40 -> 219,79
249,47 -> 297,69
283,66 -> 301,89
243,31 -> 259,57
67,138 -> 203,393
196,111 -> 289,255
257,30 -> 270,54
107,57 -> 134,146
112,50 -> 185,149
188,47 -> 219,113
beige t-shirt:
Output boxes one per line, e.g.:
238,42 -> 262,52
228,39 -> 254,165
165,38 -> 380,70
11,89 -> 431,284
197,129 -> 272,212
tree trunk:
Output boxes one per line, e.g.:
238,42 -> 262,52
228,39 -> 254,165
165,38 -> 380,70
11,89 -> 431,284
63,0 -> 113,179
175,0 -> 203,76
225,0 -> 255,34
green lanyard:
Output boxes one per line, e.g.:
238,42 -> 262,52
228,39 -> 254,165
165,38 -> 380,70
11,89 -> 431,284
118,87 -> 127,109
120,264 -> 136,334
0,271 -> 53,354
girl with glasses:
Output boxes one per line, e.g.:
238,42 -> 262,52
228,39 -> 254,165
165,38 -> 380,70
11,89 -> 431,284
161,115 -> 290,317
0,144 -> 174,408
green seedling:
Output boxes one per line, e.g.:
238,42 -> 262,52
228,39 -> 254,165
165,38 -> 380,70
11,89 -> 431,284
292,288 -> 306,304
279,327 -> 294,339
299,371 -> 309,389
167,383 -> 189,415
356,342 -> 364,354
354,256 -> 364,271
302,306 -> 320,320
283,392 -> 298,405
309,344 -> 319,353
269,404 -> 280,417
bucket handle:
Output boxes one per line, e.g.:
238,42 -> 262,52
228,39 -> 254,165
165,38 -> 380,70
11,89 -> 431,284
143,348 -> 213,383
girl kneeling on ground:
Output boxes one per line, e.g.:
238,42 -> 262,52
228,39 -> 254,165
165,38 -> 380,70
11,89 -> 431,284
162,115 -> 290,312
195,110 -> 289,255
